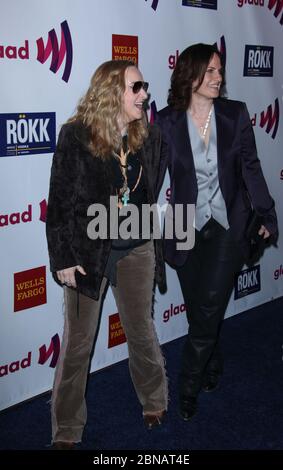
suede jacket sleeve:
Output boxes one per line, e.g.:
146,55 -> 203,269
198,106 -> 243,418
46,124 -> 80,272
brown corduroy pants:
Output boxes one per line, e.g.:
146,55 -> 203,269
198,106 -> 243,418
51,241 -> 168,443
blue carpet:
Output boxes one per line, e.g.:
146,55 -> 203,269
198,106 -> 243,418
0,297 -> 283,451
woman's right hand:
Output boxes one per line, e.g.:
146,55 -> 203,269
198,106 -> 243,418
56,265 -> 87,288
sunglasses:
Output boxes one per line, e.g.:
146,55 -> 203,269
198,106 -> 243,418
129,81 -> 149,94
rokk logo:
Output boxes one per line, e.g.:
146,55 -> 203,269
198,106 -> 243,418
163,303 -> 187,323
0,112 -> 56,157
238,0 -> 264,6
0,21 -> 72,82
250,98 -> 280,139
243,45 -> 273,77
36,20 -> 73,82
182,0 -> 218,9
112,35 -> 138,64
38,334 -> 60,368
108,313 -> 126,348
14,266 -> 47,312
234,265 -> 261,299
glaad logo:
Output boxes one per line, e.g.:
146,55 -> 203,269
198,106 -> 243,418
0,21 -> 72,82
238,1 -> 283,26
244,45 -> 273,77
38,334 -> 60,368
274,264 -> 283,280
234,265 -> 261,299
182,0 -> 218,9
0,352 -> 31,377
39,199 -> 47,223
0,200 -> 47,228
163,303 -> 187,323
0,112 -> 56,157
250,99 -> 280,139
168,36 -> 225,71
145,0 -> 159,10
36,20 -> 73,82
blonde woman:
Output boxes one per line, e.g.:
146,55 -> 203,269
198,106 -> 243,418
46,60 -> 167,449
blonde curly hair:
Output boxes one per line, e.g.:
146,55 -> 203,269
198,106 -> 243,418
68,60 -> 148,158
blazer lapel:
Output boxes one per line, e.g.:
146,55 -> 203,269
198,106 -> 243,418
170,111 -> 195,173
214,99 -> 236,182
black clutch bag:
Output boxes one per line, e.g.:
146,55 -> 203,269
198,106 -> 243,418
246,210 -> 265,263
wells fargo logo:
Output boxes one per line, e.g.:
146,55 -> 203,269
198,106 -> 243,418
108,312 -> 126,348
251,98 -> 280,139
0,20 -> 73,82
14,266 -> 47,312
112,34 -> 138,64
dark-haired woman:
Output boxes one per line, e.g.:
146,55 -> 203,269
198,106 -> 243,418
156,43 -> 277,421
46,60 -> 168,448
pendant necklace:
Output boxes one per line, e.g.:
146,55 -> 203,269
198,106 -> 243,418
199,107 -> 212,140
113,146 -> 143,207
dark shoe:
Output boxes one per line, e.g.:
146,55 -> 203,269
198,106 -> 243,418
179,397 -> 197,421
52,441 -> 75,450
202,373 -> 220,392
143,410 -> 166,430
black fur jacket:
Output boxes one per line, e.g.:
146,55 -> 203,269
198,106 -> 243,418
46,121 -> 166,300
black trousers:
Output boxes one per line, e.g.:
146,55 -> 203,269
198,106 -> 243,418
176,218 -> 244,399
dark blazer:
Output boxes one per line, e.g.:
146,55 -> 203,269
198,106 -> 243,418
156,97 -> 278,267
46,121 -> 166,300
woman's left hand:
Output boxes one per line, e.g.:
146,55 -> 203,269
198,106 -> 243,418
258,225 -> 270,239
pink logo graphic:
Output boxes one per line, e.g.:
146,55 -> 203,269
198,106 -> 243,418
260,98 -> 280,139
36,20 -> 73,82
145,0 -> 159,10
38,334 -> 60,368
267,0 -> 283,25
39,199 -> 47,223
149,101 -> 157,124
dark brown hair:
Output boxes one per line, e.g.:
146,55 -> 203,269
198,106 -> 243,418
168,43 -> 226,111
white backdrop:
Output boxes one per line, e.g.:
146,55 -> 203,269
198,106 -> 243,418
1,0 -> 282,411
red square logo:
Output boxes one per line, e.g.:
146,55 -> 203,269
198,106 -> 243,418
112,34 -> 138,64
108,312 -> 126,348
14,266 -> 47,312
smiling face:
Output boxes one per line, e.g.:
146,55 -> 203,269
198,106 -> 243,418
120,66 -> 148,132
193,53 -> 223,100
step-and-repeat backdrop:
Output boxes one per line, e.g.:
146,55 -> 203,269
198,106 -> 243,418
1,0 -> 282,410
